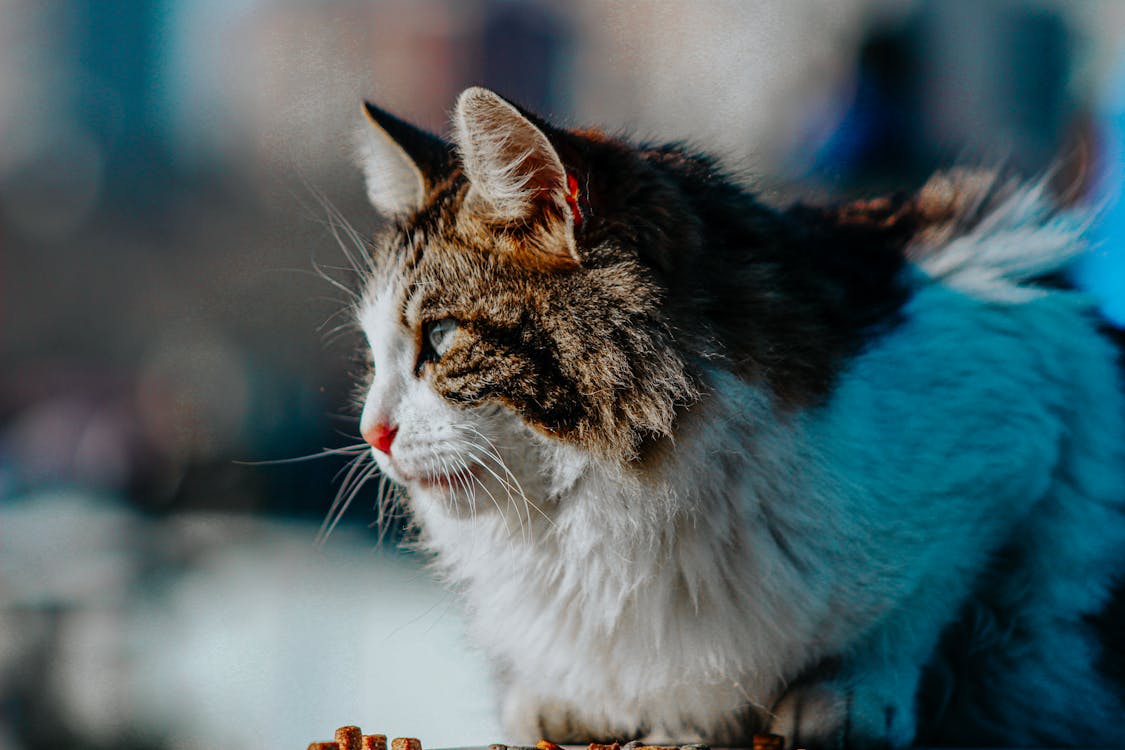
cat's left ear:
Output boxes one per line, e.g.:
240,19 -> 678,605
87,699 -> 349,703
454,87 -> 580,269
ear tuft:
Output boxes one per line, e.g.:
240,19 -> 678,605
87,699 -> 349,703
357,102 -> 450,218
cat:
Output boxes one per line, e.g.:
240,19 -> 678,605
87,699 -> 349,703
348,86 -> 1125,748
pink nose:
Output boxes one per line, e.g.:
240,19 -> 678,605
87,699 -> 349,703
363,422 -> 398,455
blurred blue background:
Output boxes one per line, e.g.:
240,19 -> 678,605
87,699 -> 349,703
1,2 -> 1123,748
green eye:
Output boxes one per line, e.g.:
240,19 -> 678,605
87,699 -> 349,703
425,317 -> 459,359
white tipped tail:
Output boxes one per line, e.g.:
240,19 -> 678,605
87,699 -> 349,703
910,172 -> 1090,302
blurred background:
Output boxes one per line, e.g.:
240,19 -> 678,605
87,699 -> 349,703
2,1 -> 1124,748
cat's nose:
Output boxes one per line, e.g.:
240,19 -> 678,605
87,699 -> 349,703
363,422 -> 398,455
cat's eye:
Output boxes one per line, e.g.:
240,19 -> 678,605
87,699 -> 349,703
423,317 -> 459,360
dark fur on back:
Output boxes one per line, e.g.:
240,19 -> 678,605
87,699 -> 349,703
628,143 -> 915,405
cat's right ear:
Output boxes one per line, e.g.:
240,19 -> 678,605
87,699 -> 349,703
357,101 -> 451,217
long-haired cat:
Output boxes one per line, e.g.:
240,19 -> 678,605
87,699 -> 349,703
348,87 -> 1125,748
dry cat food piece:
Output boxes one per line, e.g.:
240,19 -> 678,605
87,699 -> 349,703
305,727 -> 402,750
486,741 -> 563,750
493,741 -> 712,750
335,726 -> 363,750
752,733 -> 784,750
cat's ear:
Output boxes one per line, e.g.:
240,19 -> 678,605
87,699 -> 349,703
453,87 -> 579,268
357,101 -> 451,217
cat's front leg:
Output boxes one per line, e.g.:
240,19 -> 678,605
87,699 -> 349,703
768,661 -> 920,750
766,543 -> 980,750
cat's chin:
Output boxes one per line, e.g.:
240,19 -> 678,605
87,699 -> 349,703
389,461 -> 483,498
411,467 -> 480,493
370,455 -> 479,496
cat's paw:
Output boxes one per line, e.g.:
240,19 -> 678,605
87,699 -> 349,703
768,677 -> 916,750
500,689 -> 555,742
500,688 -> 622,743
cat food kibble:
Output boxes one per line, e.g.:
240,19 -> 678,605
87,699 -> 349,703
752,733 -> 784,750
308,728 -> 413,750
481,740 -> 715,750
391,738 -> 422,750
310,724 -> 729,750
332,726 -> 363,750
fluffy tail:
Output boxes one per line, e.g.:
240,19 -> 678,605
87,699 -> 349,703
907,170 -> 1091,302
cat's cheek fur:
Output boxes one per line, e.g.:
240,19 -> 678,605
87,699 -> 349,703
358,279 -> 570,522
358,283 -> 467,487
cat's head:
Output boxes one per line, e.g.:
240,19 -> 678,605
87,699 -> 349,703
353,87 -> 699,508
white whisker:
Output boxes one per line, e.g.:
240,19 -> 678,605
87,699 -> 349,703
233,443 -> 369,466
317,453 -> 380,547
453,426 -> 556,529
300,178 -> 375,278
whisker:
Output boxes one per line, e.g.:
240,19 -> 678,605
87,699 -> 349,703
319,454 -> 366,543
317,451 -> 377,546
233,444 -> 368,466
318,459 -> 383,547
321,319 -> 363,348
370,472 -> 394,544
436,453 -> 457,511
311,257 -> 360,302
462,449 -> 528,539
330,448 -> 369,485
457,454 -> 514,537
377,480 -> 408,546
443,434 -> 535,541
450,455 -> 476,522
452,427 -> 555,529
316,304 -> 360,334
299,178 -> 375,277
